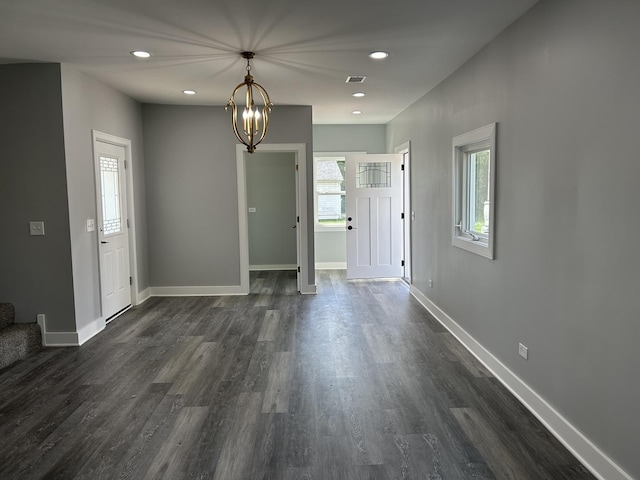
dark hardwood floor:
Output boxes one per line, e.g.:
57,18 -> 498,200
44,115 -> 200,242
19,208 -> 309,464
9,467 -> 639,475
0,270 -> 595,479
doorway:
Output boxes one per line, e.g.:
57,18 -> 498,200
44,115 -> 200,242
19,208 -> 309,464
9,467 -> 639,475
345,153 -> 403,279
236,143 -> 314,294
245,151 -> 297,271
92,131 -> 137,321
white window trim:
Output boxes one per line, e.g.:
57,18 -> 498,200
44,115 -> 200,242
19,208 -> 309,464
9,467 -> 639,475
313,151 -> 365,232
452,123 -> 496,259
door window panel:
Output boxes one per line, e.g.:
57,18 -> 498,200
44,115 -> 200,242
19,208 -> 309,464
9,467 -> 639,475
100,156 -> 122,235
356,162 -> 391,188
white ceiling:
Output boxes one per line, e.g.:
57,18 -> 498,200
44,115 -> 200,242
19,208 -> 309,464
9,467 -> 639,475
0,0 -> 538,124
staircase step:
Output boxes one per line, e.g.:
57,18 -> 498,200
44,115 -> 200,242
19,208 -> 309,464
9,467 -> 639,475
0,323 -> 43,370
0,303 -> 15,330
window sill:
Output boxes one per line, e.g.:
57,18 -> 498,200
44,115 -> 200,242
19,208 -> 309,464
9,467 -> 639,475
452,235 -> 494,259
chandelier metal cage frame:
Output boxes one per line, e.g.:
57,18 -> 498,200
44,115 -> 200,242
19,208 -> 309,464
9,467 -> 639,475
226,51 -> 273,153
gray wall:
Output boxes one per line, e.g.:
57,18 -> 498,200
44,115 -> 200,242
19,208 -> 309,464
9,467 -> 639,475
313,124 -> 386,265
143,105 -> 314,288
61,65 -> 148,332
386,0 -> 640,477
0,64 -> 75,329
246,152 -> 297,267
314,124 -> 386,154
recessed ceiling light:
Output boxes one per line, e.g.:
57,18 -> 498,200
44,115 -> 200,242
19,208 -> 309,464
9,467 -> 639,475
352,92 -> 366,98
369,51 -> 389,60
352,110 -> 362,115
183,90 -> 197,95
130,50 -> 151,58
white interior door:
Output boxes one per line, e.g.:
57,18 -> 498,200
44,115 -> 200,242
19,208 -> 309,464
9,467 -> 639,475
346,153 -> 403,279
94,141 -> 131,319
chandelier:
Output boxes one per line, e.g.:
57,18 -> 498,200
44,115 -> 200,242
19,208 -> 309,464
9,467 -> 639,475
226,52 -> 273,153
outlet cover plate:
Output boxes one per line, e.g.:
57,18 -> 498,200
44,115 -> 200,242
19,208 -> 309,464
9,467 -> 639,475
518,343 -> 528,360
29,221 -> 45,236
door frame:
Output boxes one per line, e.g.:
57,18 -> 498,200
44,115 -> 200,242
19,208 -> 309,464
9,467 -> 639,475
395,141 -> 412,284
92,130 -> 141,314
236,143 -> 313,294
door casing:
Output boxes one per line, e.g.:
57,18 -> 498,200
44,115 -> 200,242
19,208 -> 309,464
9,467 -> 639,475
395,141 -> 412,284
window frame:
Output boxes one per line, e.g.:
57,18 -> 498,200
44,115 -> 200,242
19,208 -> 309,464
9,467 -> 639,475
313,151 -> 364,231
452,123 -> 496,259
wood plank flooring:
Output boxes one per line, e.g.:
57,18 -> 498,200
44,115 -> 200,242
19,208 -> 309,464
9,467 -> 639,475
0,270 -> 595,479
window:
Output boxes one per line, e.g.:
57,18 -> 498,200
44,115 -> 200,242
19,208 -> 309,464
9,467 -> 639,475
452,123 -> 496,259
314,153 -> 355,229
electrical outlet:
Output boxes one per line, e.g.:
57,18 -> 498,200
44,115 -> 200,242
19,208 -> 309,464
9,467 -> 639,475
428,279 -> 433,288
518,342 -> 528,360
29,221 -> 45,236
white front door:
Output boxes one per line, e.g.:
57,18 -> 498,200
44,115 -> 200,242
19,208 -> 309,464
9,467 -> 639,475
94,141 -> 131,319
346,154 -> 403,279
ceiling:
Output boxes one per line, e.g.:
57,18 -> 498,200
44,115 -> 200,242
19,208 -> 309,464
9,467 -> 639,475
0,0 -> 538,124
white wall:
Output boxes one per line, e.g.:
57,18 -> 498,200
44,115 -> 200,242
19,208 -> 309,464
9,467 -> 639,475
387,1 -> 640,478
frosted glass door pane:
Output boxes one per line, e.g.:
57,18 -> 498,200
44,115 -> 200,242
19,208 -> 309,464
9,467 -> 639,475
100,156 -> 122,235
356,162 -> 391,188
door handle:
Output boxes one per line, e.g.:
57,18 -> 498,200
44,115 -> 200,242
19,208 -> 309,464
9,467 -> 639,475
347,217 -> 353,221
347,226 -> 353,230
101,241 -> 109,244
292,225 -> 297,229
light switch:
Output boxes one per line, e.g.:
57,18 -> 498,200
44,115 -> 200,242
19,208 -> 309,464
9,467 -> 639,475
248,207 -> 257,213
86,219 -> 96,232
29,221 -> 45,236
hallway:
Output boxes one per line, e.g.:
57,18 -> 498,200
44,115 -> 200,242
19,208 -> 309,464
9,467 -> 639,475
0,270 -> 593,479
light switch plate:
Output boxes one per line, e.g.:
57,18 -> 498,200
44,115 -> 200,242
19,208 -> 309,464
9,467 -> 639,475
248,207 -> 257,213
29,221 -> 45,236
86,219 -> 96,232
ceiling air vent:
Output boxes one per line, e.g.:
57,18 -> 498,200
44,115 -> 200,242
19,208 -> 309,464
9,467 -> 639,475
345,75 -> 367,84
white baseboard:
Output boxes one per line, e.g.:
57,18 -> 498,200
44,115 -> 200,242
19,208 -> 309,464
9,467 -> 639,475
42,331 -> 80,347
300,284 -> 317,295
37,314 -> 79,346
315,262 -> 346,270
77,317 -> 106,345
409,286 -> 632,480
249,264 -> 297,271
149,285 -> 248,296
38,314 -> 106,347
136,287 -> 151,305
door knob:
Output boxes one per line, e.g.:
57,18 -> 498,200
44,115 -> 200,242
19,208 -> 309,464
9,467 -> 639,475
347,226 -> 353,230
347,217 -> 353,221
